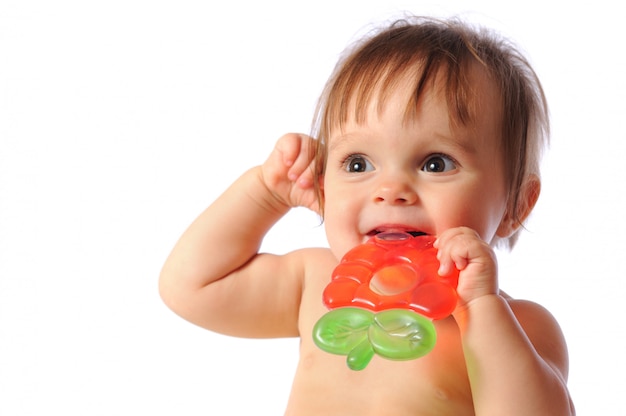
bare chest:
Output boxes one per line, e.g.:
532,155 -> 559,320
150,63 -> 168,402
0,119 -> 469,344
287,340 -> 473,415
290,262 -> 474,415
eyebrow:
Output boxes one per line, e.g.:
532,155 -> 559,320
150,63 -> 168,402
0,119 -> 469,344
327,132 -> 363,153
435,130 -> 478,154
328,127 -> 479,156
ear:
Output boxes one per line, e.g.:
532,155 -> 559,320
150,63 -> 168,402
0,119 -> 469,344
496,174 -> 541,238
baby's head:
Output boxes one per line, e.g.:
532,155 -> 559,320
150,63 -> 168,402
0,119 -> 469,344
311,16 -> 548,249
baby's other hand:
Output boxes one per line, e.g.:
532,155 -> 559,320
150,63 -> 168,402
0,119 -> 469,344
261,133 -> 320,214
434,227 -> 499,309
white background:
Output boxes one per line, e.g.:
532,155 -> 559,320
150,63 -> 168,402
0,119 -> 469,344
1,1 -> 624,414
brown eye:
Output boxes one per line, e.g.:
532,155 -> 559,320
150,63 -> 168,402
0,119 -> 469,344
344,155 -> 373,173
422,154 -> 456,173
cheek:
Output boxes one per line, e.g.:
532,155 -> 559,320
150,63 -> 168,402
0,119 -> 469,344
323,208 -> 355,262
322,177 -> 357,217
430,185 -> 507,240
323,192 -> 355,231
322,181 -> 365,258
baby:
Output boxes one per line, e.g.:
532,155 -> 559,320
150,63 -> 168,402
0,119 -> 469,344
160,16 -> 575,415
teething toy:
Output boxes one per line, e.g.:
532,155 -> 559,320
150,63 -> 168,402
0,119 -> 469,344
312,232 -> 459,370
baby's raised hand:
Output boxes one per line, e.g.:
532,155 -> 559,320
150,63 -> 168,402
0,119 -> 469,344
261,133 -> 320,213
434,227 -> 499,309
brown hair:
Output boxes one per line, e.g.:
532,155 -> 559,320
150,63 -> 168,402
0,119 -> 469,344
311,16 -> 549,249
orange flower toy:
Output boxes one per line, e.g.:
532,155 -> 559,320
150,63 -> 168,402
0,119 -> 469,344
313,232 -> 459,370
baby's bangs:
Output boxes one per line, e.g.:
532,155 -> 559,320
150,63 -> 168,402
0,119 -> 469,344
326,56 -> 427,130
319,30 -> 476,136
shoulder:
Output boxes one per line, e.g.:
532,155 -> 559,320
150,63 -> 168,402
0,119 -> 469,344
506,297 -> 561,334
506,296 -> 570,380
255,246 -> 334,274
261,247 -> 337,300
283,246 -> 337,271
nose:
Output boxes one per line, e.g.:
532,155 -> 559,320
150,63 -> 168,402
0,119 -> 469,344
373,175 -> 418,205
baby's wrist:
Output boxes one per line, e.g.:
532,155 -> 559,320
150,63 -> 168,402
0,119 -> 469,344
252,166 -> 292,215
453,293 -> 506,330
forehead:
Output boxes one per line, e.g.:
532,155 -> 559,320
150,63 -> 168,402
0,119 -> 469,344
326,61 -> 503,142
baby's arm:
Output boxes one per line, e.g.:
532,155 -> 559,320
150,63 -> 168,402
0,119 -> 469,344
159,133 -> 319,337
436,227 -> 575,415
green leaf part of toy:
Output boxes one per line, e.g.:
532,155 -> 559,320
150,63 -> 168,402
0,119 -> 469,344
312,307 -> 436,371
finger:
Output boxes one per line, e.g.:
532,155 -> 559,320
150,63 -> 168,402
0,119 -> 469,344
288,135 -> 313,171
287,135 -> 316,186
435,228 -> 476,275
273,133 -> 303,171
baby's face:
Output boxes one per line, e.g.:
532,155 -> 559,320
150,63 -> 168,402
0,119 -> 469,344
322,67 -> 510,260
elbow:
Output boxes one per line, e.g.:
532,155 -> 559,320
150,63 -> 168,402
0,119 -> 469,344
158,266 -> 182,314
158,266 -> 213,326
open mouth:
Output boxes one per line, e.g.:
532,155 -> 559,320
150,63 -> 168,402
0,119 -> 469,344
367,229 -> 428,238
